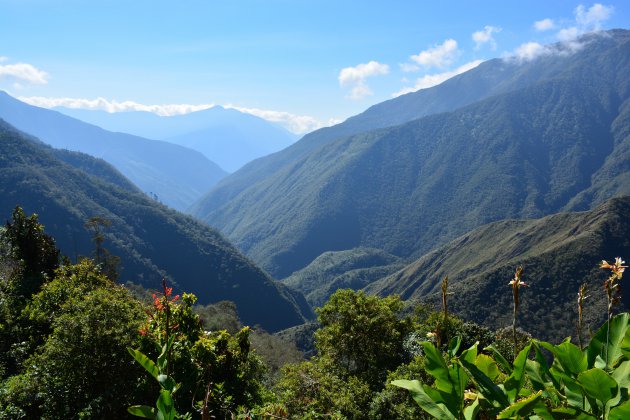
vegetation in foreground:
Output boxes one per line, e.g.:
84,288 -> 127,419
1,208 -> 629,419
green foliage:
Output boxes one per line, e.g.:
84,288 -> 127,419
315,289 -> 412,389
273,361 -> 371,419
130,281 -> 267,419
1,260 -> 147,419
4,206 -> 59,299
395,312 -> 630,419
368,357 -> 431,419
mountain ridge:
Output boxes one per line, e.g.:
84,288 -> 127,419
57,105 -> 298,172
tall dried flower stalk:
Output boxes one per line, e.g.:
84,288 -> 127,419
576,283 -> 589,349
600,257 -> 626,366
508,266 -> 526,361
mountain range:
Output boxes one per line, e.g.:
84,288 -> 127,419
0,118 -> 312,331
191,29 -> 630,279
57,106 -> 298,173
0,92 -> 226,211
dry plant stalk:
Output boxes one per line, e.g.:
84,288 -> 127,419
600,257 -> 626,365
576,283 -> 589,349
508,266 -> 526,361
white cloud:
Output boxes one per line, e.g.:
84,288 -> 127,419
338,60 -> 390,100
552,3 -> 614,43
0,62 -> 49,85
506,3 -> 613,63
409,39 -> 459,69
392,60 -> 483,97
18,96 -> 214,115
534,18 -> 555,31
0,56 -> 8,63
557,27 -> 581,42
575,3 -> 613,29
17,95 -> 327,135
510,42 -> 550,62
472,26 -> 501,50
224,105 -> 329,134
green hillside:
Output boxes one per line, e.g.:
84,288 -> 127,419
191,30 -> 630,278
366,196 -> 630,341
281,248 -> 404,308
0,119 -> 312,331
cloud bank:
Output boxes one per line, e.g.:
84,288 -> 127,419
18,96 -> 326,135
0,59 -> 49,86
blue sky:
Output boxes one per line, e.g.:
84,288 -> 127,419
0,1 -> 628,133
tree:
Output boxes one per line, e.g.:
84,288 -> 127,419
0,259 -> 147,419
4,207 -> 59,299
84,216 -> 120,281
314,289 -> 412,389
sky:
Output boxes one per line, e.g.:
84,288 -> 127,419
0,1 -> 628,134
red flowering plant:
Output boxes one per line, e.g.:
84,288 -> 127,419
128,280 -> 203,419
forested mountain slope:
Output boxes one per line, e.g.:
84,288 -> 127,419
0,92 -> 226,210
366,196 -> 630,341
281,248 -> 404,308
0,119 -> 311,331
192,30 -> 630,278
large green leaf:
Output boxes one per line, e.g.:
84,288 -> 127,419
485,343 -> 513,375
611,360 -> 630,389
475,354 -> 500,381
587,313 -> 629,369
128,405 -> 157,419
157,335 -> 175,373
448,336 -> 462,358
554,370 -> 590,410
610,400 -> 630,420
621,323 -> 630,360
157,374 -> 178,394
128,347 -> 159,380
422,341 -> 454,394
504,343 -> 532,402
391,380 -> 456,420
497,390 -> 542,419
525,359 -> 550,393
541,339 -> 587,376
156,389 -> 175,420
577,368 -> 618,406
459,357 -> 509,409
549,407 -> 596,419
